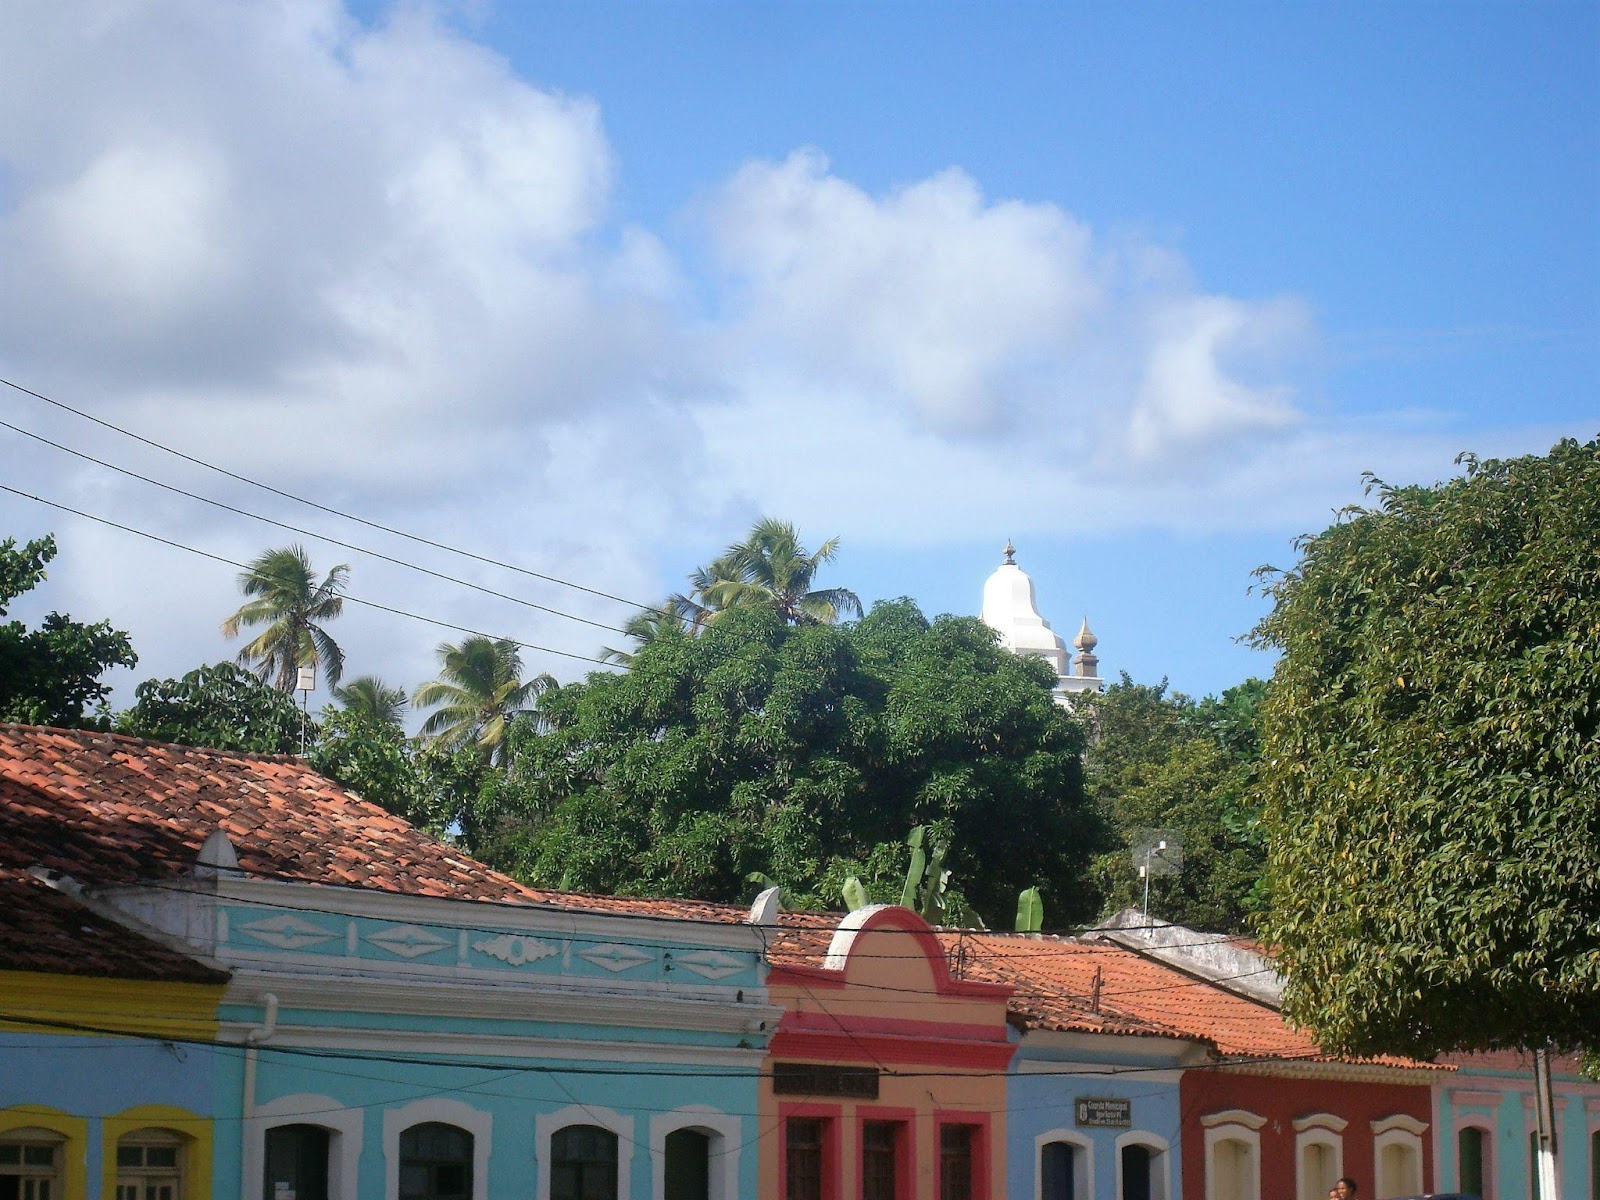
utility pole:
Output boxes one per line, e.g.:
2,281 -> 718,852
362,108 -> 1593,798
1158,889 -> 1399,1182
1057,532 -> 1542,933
1533,1047 -> 1562,1200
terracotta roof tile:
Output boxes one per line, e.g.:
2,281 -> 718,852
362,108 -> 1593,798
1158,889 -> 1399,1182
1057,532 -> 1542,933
0,724 -> 750,924
0,865 -> 227,984
961,933 -> 1440,1070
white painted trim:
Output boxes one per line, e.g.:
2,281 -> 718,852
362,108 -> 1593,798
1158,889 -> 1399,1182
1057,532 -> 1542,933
244,1094 -> 363,1200
1371,1115 -> 1429,1137
1293,1114 -> 1349,1134
1205,1120 -> 1262,1200
1115,1131 -> 1172,1200
382,1098 -> 491,1200
216,1019 -> 770,1069
1295,1121 -> 1344,1200
1033,1128 -> 1093,1200
1373,1122 -> 1425,1199
1203,1110 -> 1268,1132
219,971 -> 780,1036
647,1107 -> 740,1200
535,1105 -> 634,1200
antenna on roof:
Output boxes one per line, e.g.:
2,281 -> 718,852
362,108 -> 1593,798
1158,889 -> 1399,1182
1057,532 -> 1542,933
296,663 -> 316,755
1131,829 -> 1183,920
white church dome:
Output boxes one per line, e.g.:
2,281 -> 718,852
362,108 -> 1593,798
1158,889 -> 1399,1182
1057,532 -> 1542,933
980,541 -> 1069,677
979,541 -> 1103,702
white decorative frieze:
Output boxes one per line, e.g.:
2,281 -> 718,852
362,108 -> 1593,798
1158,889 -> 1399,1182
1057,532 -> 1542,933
474,933 -> 559,967
236,913 -> 342,951
365,923 -> 453,959
580,942 -> 654,973
675,950 -> 746,981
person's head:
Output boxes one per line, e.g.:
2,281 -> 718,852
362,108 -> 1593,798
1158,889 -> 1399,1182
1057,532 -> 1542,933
1335,1178 -> 1359,1200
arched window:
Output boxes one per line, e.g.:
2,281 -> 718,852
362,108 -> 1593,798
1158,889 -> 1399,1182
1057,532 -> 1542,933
263,1125 -> 329,1200
1041,1141 -> 1077,1200
1204,1112 -> 1265,1200
398,1124 -> 471,1200
664,1129 -> 708,1200
115,1129 -> 185,1200
1457,1126 -> 1489,1199
1373,1116 -> 1426,1200
551,1125 -> 617,1200
0,1128 -> 64,1200
1295,1115 -> 1346,1200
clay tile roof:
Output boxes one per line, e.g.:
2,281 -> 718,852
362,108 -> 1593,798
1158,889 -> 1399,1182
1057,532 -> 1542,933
0,724 -> 750,924
0,864 -> 227,984
961,933 -> 1440,1070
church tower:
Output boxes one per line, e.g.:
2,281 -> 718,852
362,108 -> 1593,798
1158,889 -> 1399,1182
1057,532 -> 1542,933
979,541 -> 1104,704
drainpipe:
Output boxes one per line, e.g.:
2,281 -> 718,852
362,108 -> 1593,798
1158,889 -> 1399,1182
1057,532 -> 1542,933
241,994 -> 279,1120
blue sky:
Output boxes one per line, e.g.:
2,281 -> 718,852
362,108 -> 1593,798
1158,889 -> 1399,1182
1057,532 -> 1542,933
1,0 -> 1595,706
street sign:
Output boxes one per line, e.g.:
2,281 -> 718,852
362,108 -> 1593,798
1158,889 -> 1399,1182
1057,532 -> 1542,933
1075,1097 -> 1132,1128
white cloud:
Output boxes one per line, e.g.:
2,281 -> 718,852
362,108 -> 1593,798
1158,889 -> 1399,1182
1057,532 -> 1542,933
0,1 -> 1556,710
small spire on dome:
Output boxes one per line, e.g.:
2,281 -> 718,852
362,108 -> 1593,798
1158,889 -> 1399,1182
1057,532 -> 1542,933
1003,539 -> 1016,565
1074,617 -> 1098,651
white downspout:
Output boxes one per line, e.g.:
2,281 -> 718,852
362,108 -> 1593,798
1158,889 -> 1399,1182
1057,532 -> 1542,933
241,994 -> 279,1200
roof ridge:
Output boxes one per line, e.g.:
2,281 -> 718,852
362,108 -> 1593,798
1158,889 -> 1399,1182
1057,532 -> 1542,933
0,721 -> 310,765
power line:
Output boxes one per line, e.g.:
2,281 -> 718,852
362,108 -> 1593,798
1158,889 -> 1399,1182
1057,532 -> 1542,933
0,483 -> 613,668
0,373 -> 662,616
0,416 -> 632,636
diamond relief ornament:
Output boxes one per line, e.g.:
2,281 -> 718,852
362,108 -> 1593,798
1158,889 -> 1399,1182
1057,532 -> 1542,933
236,914 -> 341,950
676,950 -> 746,981
579,942 -> 654,973
365,923 -> 453,959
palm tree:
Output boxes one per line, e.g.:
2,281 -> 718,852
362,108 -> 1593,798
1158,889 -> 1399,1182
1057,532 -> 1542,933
222,545 -> 349,692
412,636 -> 555,764
331,676 -> 408,730
600,607 -> 692,666
705,518 -> 862,625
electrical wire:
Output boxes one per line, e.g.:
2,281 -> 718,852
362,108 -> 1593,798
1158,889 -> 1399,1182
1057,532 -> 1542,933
0,416 -> 632,636
0,373 -> 659,614
0,482 -> 613,667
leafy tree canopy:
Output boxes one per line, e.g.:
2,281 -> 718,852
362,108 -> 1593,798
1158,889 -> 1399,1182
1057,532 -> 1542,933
1252,436 -> 1600,1057
119,662 -> 307,755
1083,675 -> 1269,933
478,599 -> 1107,925
0,534 -> 136,727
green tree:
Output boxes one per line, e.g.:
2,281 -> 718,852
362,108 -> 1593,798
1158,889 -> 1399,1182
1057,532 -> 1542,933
119,662 -> 307,755
221,545 -> 349,692
0,534 -> 136,727
1083,675 -> 1269,933
481,599 -> 1105,924
412,636 -> 555,766
331,675 -> 408,730
1252,436 -> 1600,1056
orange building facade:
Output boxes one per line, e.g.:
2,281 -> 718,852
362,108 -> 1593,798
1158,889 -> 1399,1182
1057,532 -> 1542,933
760,905 -> 1015,1200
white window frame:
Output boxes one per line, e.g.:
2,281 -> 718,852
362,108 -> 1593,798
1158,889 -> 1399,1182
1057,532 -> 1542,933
1372,1114 -> 1428,1200
1203,1110 -> 1266,1200
245,1094 -> 364,1200
536,1105 -> 633,1200
648,1108 -> 740,1200
1115,1131 -> 1171,1200
1034,1128 -> 1094,1200
1293,1114 -> 1347,1200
